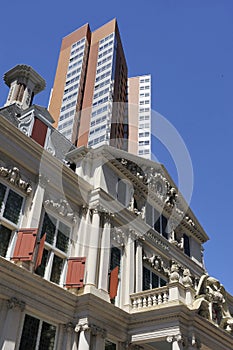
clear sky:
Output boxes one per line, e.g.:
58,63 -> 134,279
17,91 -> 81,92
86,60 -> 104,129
0,1 -> 233,293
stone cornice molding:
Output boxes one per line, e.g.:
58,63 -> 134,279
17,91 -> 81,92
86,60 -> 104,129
7,297 -> 25,311
0,165 -> 32,194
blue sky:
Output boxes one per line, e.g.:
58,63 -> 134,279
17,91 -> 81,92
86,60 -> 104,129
0,1 -> 233,293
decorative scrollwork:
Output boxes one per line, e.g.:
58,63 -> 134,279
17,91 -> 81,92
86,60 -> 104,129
0,166 -> 32,194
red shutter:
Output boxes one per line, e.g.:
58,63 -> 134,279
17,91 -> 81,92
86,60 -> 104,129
65,257 -> 86,288
31,118 -> 48,147
35,233 -> 46,269
12,228 -> 37,261
109,266 -> 119,299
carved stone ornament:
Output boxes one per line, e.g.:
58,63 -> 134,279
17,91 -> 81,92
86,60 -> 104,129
146,231 -> 169,251
182,268 -> 193,287
0,166 -> 32,194
117,158 -> 147,184
44,199 -> 77,223
165,184 -> 178,208
193,274 -> 233,333
146,169 -> 168,201
169,260 -> 181,283
45,134 -> 56,156
7,297 -> 25,311
63,322 -> 75,333
18,112 -> 34,136
143,254 -> 169,276
166,334 -> 184,345
112,227 -> 125,247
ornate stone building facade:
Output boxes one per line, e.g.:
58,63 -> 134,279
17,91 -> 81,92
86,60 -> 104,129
0,65 -> 233,350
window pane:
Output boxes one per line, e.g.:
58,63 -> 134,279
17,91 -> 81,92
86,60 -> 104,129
0,225 -> 11,257
56,222 -> 70,253
50,255 -> 63,284
0,183 -> 6,210
42,213 -> 56,245
19,314 -> 39,350
145,203 -> 153,226
105,340 -> 116,350
183,234 -> 190,256
152,272 -> 159,288
160,278 -> 167,287
143,266 -> 151,290
153,209 -> 160,233
161,215 -> 168,239
3,190 -> 23,224
39,321 -> 56,350
35,249 -> 49,277
110,247 -> 121,271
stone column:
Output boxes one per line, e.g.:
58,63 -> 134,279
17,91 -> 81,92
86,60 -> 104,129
135,240 -> 143,292
123,229 -> 135,310
98,212 -> 111,294
0,297 -> 25,350
26,174 -> 48,228
82,208 -> 92,258
63,322 -> 75,350
76,323 -> 91,350
76,206 -> 88,257
56,324 -> 65,350
86,208 -> 101,286
167,334 -> 184,350
91,325 -> 107,350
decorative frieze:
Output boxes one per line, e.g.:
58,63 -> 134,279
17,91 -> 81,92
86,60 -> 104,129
0,166 -> 32,194
146,230 -> 169,251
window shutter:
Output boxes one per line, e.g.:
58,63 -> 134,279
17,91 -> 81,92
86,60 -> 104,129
31,118 -> 48,147
12,228 -> 37,261
109,266 -> 119,299
35,234 -> 46,269
65,257 -> 86,288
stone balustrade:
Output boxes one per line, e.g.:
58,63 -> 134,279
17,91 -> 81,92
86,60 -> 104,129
130,286 -> 169,310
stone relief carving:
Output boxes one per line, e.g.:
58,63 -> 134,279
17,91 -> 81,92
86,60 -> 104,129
112,227 -> 125,247
193,274 -> 233,333
7,297 -> 25,311
143,254 -> 169,276
18,113 -> 34,136
44,199 -> 77,223
169,260 -> 181,283
182,268 -> 193,287
118,158 -> 147,184
0,166 -> 32,194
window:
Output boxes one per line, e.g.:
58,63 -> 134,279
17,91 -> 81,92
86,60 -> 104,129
19,314 -> 56,350
105,340 -> 117,350
145,203 -> 168,239
0,182 -> 24,258
36,212 -> 71,285
143,266 -> 166,290
183,233 -> 190,256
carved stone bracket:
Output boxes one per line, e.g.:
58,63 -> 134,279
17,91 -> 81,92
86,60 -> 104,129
44,199 -> 77,223
0,166 -> 32,194
7,297 -> 25,311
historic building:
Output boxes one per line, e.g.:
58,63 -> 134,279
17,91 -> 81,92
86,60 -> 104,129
0,65 -> 233,350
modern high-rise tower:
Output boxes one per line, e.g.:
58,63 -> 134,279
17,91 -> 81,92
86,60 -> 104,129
49,19 -> 128,150
128,75 -> 152,159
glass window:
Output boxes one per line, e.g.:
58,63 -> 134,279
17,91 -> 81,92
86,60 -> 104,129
0,183 -> 24,257
105,340 -> 117,350
143,266 -> 167,290
19,314 -> 56,350
36,212 -> 71,285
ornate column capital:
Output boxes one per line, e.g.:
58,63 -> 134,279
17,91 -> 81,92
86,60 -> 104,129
7,297 -> 25,311
90,325 -> 107,338
167,333 -> 184,345
63,322 -> 75,333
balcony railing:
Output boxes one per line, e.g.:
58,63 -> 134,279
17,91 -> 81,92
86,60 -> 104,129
130,286 -> 169,310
